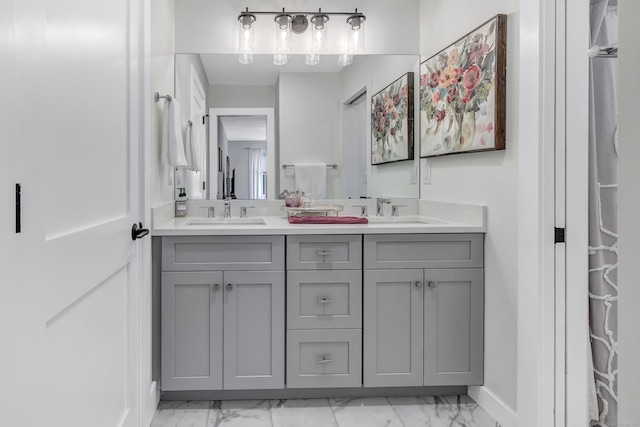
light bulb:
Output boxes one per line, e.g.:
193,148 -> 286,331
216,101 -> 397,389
275,14 -> 292,53
347,14 -> 365,54
237,12 -> 255,65
311,14 -> 328,53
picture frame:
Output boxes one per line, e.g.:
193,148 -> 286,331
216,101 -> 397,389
420,14 -> 507,158
371,72 -> 414,165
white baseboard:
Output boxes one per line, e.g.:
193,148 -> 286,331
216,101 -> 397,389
468,386 -> 517,427
142,381 -> 160,427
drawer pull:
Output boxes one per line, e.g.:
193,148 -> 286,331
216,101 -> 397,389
428,281 -> 436,288
415,281 -> 423,289
317,251 -> 334,257
317,356 -> 334,364
226,283 -> 233,291
317,298 -> 334,304
212,284 -> 220,291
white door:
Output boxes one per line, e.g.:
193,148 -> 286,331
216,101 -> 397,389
0,1 -> 145,426
190,65 -> 207,199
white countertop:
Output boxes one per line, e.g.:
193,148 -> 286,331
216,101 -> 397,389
151,200 -> 486,236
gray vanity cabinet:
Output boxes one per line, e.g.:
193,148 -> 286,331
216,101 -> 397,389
285,235 -> 363,388
161,236 -> 285,392
363,234 -> 484,387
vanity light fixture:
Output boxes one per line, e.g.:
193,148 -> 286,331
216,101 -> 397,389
237,7 -> 365,66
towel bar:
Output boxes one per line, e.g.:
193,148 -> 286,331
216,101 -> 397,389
282,164 -> 338,169
154,92 -> 172,102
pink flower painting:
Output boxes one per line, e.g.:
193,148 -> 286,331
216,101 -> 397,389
420,15 -> 507,157
371,72 -> 414,165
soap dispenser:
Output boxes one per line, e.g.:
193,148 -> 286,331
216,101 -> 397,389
175,187 -> 187,217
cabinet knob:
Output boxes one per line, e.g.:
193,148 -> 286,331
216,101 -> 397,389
317,356 -> 334,364
212,284 -> 220,291
428,281 -> 436,288
415,281 -> 423,289
226,283 -> 233,291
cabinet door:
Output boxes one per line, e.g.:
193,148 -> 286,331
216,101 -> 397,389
363,269 -> 424,387
161,272 -> 223,391
223,270 -> 285,389
424,269 -> 484,386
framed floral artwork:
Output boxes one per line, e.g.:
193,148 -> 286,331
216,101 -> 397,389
420,14 -> 507,157
371,72 -> 414,165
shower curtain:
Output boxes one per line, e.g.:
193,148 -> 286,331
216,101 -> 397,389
588,1 -> 618,425
248,148 -> 263,199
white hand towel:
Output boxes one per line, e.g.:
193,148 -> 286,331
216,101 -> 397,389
161,98 -> 187,167
294,163 -> 327,199
185,121 -> 202,172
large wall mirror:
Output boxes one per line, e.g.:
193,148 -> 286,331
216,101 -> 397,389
175,53 -> 420,200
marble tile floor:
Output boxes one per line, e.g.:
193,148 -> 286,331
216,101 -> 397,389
151,395 -> 500,427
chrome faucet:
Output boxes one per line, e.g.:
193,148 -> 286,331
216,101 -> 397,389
353,204 -> 368,217
376,198 -> 392,216
391,204 -> 407,217
200,206 -> 215,218
240,205 -> 255,218
224,200 -> 231,218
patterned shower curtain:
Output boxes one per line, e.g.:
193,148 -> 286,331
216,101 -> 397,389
588,1 -> 618,425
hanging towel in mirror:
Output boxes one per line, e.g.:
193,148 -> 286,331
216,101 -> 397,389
294,163 -> 327,199
185,120 -> 202,172
161,98 -> 187,167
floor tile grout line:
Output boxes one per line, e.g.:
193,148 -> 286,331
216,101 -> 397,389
384,396 -> 408,427
327,398 -> 343,427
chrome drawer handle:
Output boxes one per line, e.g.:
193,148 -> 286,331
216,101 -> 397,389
317,298 -> 334,304
415,281 -> 423,289
317,251 -> 334,257
226,283 -> 233,291
213,284 -> 220,291
317,356 -> 334,364
428,281 -> 436,288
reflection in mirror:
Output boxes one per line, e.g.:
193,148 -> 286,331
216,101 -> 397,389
175,53 -> 420,200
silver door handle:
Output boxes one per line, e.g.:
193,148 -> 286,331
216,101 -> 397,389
318,298 -> 334,304
415,281 -> 423,289
317,251 -> 334,256
317,356 -> 334,364
226,283 -> 233,291
428,281 -> 436,288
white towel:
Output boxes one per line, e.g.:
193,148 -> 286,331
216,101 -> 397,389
294,163 -> 327,199
185,120 -> 202,172
161,98 -> 187,167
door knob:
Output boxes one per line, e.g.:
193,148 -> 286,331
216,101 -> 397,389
131,222 -> 149,241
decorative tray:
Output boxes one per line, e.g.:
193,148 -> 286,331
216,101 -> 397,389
281,204 -> 344,216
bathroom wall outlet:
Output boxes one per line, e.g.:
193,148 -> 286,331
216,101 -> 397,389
422,159 -> 431,185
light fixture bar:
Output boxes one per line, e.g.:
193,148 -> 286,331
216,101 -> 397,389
240,9 -> 363,17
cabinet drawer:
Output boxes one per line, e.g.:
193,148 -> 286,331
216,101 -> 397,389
364,234 -> 483,269
287,270 -> 362,329
162,235 -> 284,271
286,235 -> 362,270
286,329 -> 362,388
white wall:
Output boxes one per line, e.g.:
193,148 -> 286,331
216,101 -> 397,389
150,0 -> 176,208
209,85 -> 276,108
617,0 -> 640,423
175,0 -> 420,55
340,55 -> 421,198
175,54 -> 209,123
419,0 -> 520,415
279,73 -> 342,198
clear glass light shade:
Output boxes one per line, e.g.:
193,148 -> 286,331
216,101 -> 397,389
347,16 -> 365,54
337,54 -> 353,66
311,15 -> 328,53
238,14 -> 255,65
273,53 -> 288,65
275,15 -> 292,53
305,54 -> 320,65
238,53 -> 253,64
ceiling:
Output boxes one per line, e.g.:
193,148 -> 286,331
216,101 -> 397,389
219,115 -> 267,141
200,54 -> 346,86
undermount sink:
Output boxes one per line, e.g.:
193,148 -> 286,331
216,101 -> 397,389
184,217 -> 267,226
367,216 -> 432,224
